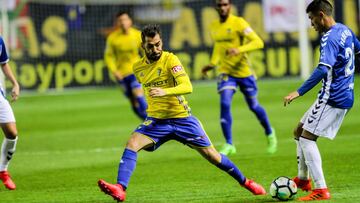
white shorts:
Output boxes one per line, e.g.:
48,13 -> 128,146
0,89 -> 15,123
300,98 -> 347,140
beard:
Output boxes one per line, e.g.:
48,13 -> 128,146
147,51 -> 162,61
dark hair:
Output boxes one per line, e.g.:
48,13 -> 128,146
306,0 -> 333,16
115,11 -> 130,18
141,24 -> 161,42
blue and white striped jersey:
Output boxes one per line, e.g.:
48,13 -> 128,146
318,23 -> 360,109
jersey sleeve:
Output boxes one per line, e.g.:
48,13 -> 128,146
351,30 -> 360,55
319,36 -> 338,68
0,37 -> 9,64
236,18 -> 264,52
163,54 -> 192,96
209,42 -> 221,66
104,35 -> 117,72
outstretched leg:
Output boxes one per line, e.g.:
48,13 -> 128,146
196,146 -> 266,195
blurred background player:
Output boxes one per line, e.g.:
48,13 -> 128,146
0,36 -> 20,190
104,11 -> 147,120
97,24 -> 266,202
202,0 -> 277,155
284,0 -> 360,201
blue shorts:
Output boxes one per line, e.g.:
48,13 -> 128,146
134,116 -> 212,151
217,74 -> 258,97
121,74 -> 142,98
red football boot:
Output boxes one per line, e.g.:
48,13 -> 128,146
298,188 -> 331,201
242,179 -> 266,195
0,171 -> 16,190
293,176 -> 312,192
98,179 -> 126,202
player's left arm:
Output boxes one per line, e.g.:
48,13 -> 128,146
227,18 -> 264,56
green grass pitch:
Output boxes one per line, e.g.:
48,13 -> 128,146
1,78 -> 360,202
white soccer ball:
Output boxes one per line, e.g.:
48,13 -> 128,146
269,176 -> 297,201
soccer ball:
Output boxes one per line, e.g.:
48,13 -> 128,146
269,176 -> 297,201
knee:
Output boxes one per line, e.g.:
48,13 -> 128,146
293,124 -> 303,139
125,137 -> 140,151
2,125 -> 18,139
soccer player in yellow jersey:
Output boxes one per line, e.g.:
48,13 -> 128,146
202,0 -> 277,155
98,24 -> 266,202
104,11 -> 147,119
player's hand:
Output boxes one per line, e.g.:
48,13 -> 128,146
201,65 -> 215,77
113,71 -> 124,81
11,83 -> 20,102
149,87 -> 166,97
284,91 -> 300,106
226,48 -> 240,56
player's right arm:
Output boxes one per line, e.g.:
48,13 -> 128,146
1,63 -> 20,102
0,38 -> 19,102
104,35 -> 123,80
202,40 -> 220,77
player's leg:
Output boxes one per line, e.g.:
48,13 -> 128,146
0,94 -> 18,190
295,102 -> 345,201
195,146 -> 266,195
0,123 -> 18,190
297,131 -> 330,201
132,87 -> 147,120
98,132 -> 154,202
217,74 -> 237,155
219,89 -> 236,154
293,122 -> 311,191
173,116 -> 265,195
239,76 -> 276,153
123,75 -> 147,120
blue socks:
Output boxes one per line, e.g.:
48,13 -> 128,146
117,148 -> 137,189
135,96 -> 147,120
216,154 -> 246,185
220,90 -> 234,144
245,96 -> 272,135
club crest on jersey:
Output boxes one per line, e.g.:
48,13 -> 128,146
227,28 -> 231,34
157,68 -> 162,76
140,72 -> 144,77
172,65 -> 183,73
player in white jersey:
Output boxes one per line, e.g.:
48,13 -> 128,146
0,36 -> 20,190
284,0 -> 360,201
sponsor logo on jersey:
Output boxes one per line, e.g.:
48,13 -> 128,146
172,65 -> 183,73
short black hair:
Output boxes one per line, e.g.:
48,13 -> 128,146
115,11 -> 130,18
306,0 -> 333,16
141,24 -> 161,42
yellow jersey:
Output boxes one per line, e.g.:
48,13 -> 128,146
104,27 -> 142,77
133,51 -> 192,119
209,14 -> 264,78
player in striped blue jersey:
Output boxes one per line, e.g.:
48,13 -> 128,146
284,0 -> 360,201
